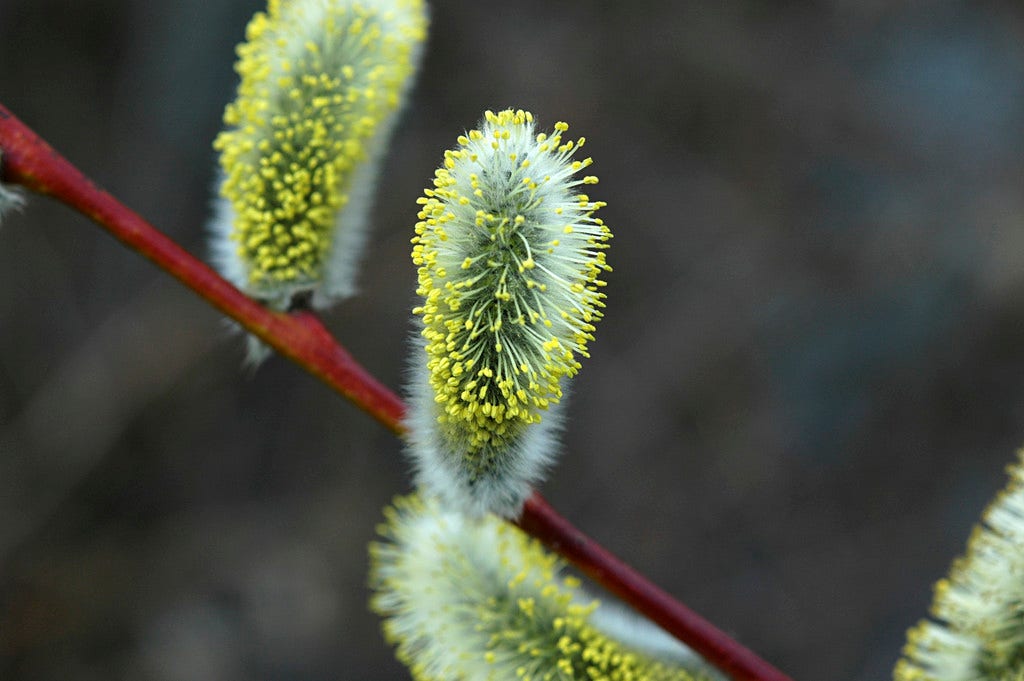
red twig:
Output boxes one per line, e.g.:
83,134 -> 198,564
0,104 -> 404,435
517,494 -> 792,681
0,103 -> 795,681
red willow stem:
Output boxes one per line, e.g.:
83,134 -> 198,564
0,104 -> 404,435
0,103 -> 794,681
518,496 -> 793,681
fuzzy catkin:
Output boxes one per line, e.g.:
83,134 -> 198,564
894,450 -> 1024,681
370,493 -> 716,681
210,0 -> 428,311
408,109 -> 611,518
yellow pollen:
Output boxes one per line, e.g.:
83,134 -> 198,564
412,109 -> 612,455
216,0 -> 427,294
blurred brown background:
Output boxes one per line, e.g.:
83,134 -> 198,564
3,0 -> 1024,679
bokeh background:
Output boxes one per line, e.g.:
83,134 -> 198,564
2,0 -> 1024,679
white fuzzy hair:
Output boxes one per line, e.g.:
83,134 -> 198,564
404,339 -> 567,519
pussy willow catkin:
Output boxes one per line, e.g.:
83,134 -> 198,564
894,450 -> 1024,681
210,0 -> 427,310
370,494 -> 715,681
408,109 -> 611,518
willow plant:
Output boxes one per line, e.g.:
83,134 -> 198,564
0,0 -> 781,677
8,1 -> 1018,680
371,493 -> 720,681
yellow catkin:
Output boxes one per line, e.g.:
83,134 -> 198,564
214,0 -> 426,302
370,494 -> 711,681
894,450 -> 1024,681
411,109 -> 611,470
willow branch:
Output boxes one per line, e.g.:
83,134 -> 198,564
0,105 -> 404,434
0,103 -> 794,681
